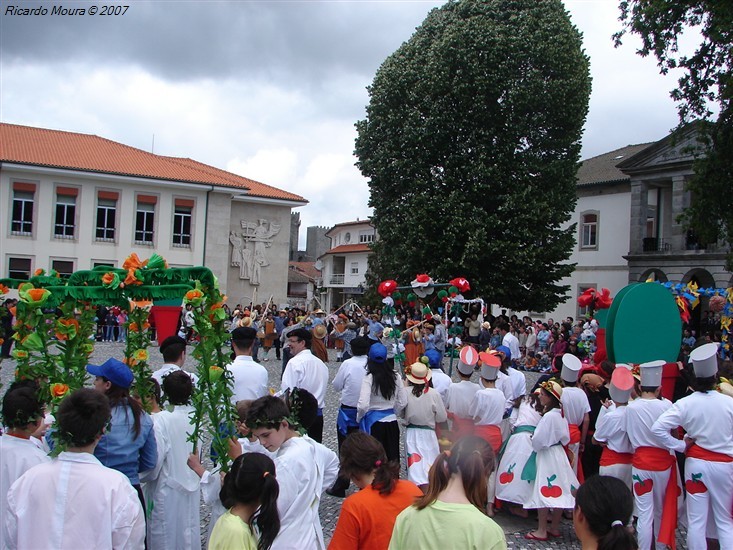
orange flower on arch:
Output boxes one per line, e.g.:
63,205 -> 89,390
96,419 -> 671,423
50,383 -> 70,399
134,349 -> 149,362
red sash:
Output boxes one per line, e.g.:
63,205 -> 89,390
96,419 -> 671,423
686,443 -> 733,463
633,447 -> 678,550
600,447 -> 633,467
448,413 -> 475,440
474,424 -> 502,453
568,424 -> 585,483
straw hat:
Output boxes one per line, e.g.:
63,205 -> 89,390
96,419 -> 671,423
540,380 -> 563,401
313,324 -> 328,340
405,362 -> 432,385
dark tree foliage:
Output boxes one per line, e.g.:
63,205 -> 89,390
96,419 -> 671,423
355,0 -> 591,311
615,1 -> 733,268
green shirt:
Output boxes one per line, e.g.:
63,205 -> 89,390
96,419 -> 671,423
208,509 -> 258,550
388,501 -> 507,550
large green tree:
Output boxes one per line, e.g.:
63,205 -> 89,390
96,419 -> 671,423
355,0 -> 591,311
615,1 -> 733,269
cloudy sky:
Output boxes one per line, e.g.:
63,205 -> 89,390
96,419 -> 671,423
1,0 -> 685,247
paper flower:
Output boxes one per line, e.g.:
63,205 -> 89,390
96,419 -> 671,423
411,274 -> 434,298
0,283 -> 9,295
449,277 -> 471,293
33,268 -> 46,277
50,383 -> 70,399
11,349 -> 28,360
19,286 -> 51,308
20,332 -> 45,351
101,272 -> 121,289
184,289 -> 205,307
377,280 -> 398,298
209,366 -> 224,383
55,318 -> 80,341
134,349 -> 149,362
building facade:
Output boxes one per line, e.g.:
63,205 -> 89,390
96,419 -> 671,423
0,123 -> 306,303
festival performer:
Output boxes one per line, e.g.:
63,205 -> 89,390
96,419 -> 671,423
424,349 -> 450,402
328,336 -> 371,498
152,335 -> 199,385
0,384 -> 51,535
400,361 -> 447,489
209,452 -> 280,550
260,311 -> 278,362
493,346 -> 521,416
444,360 -> 481,440
524,380 -> 578,542
281,328 -> 329,443
332,321 -> 358,362
573,475 -> 638,550
468,355 -> 505,516
388,437 -> 507,550
402,322 -> 424,367
495,391 -> 542,517
558,353 -> 590,481
626,360 -> 679,550
142,371 -> 201,550
328,432 -> 422,550
311,324 -> 330,364
333,314 -> 348,361
246,393 -> 339,550
652,343 -> 733,550
357,343 -> 407,462
5,388 -> 145,549
592,367 -> 635,490
228,327 -> 269,403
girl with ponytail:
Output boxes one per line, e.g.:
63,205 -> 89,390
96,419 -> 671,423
329,432 -> 422,550
573,475 -> 638,550
388,436 -> 507,550
210,452 -> 280,550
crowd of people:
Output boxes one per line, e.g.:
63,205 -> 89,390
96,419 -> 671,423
1,298 -> 733,550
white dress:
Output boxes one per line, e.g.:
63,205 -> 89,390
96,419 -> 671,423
524,408 -> 578,510
401,388 -> 447,485
495,399 -> 541,505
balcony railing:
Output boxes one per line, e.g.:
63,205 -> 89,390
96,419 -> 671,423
329,274 -> 345,285
642,237 -> 671,252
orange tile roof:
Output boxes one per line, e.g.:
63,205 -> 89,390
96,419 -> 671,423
0,123 -> 306,203
322,244 -> 372,255
289,261 -> 321,279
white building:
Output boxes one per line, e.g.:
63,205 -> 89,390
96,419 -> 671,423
318,220 -> 376,311
0,123 -> 306,302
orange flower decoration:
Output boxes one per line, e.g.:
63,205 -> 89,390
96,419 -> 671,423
55,318 -> 80,341
33,268 -> 45,276
123,270 -> 142,286
123,357 -> 138,367
0,283 -> 9,295
184,289 -> 204,307
50,383 -> 70,399
128,321 -> 151,333
134,349 -> 149,362
122,253 -> 144,271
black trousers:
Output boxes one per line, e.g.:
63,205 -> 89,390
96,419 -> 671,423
307,413 -> 324,443
370,420 -> 400,463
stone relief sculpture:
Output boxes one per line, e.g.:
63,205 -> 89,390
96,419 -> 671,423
229,218 -> 281,285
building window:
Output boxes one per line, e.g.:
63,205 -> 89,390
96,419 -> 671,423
54,194 -> 76,239
11,191 -> 34,235
172,205 -> 192,247
93,261 -> 115,269
8,257 -> 32,280
96,198 -> 117,241
351,262 -> 359,275
135,201 -> 155,244
577,283 -> 598,319
580,211 -> 598,249
359,230 -> 375,243
51,260 -> 74,277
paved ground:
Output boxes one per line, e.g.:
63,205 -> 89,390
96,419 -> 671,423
1,340 -> 690,549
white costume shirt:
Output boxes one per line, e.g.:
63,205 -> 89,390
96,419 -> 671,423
1,433 -> 51,548
468,387 -> 505,426
560,386 -> 590,426
430,369 -> 452,403
281,349 -> 329,409
151,363 -> 199,386
502,332 -> 521,363
332,355 -> 368,407
507,367 -> 526,401
228,354 -> 269,404
357,372 -> 408,423
532,408 -> 570,451
272,436 -> 339,550
652,391 -> 733,455
625,397 -> 673,450
5,451 -> 144,550
594,405 -> 633,454
445,380 -> 481,419
511,398 -> 542,429
142,405 -> 201,550
496,371 -> 517,411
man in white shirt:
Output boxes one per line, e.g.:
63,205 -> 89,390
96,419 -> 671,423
5,388 -> 145,549
228,327 -> 269,403
151,335 -> 199,386
281,328 -> 329,442
499,322 -> 521,368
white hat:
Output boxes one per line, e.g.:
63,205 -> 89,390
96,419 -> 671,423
639,360 -> 665,387
609,367 -> 634,404
561,354 -> 582,383
690,343 -> 719,378
480,363 -> 499,381
457,361 -> 474,376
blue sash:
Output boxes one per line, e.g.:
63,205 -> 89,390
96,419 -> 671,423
337,406 -> 358,436
359,408 -> 394,434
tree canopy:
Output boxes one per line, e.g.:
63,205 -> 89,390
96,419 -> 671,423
355,0 -> 591,312
615,1 -> 733,268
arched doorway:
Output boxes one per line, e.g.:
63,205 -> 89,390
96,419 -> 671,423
639,268 -> 668,283
682,268 -> 716,336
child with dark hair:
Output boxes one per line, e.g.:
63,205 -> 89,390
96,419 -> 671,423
209,452 -> 280,550
388,436 -> 506,549
329,432 -> 421,550
6,388 -> 145,548
246,393 -> 339,550
574,475 -> 638,550
1,386 -> 51,526
141,370 -> 200,550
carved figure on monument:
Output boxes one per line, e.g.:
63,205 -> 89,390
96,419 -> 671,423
230,218 -> 281,285
229,232 -> 243,267
240,242 -> 253,281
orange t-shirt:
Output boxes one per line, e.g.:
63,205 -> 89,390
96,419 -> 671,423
328,479 -> 422,550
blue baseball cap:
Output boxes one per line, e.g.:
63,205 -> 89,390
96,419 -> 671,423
424,349 -> 442,369
87,358 -> 134,388
496,345 -> 512,360
368,343 -> 387,363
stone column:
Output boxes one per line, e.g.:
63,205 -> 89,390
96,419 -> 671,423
670,175 -> 688,252
629,178 -> 648,255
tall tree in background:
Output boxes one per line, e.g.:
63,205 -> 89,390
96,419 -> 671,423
615,1 -> 733,268
355,0 -> 590,311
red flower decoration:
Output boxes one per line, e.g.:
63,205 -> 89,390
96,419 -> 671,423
415,274 -> 431,283
578,288 -> 612,310
449,277 -> 471,293
377,280 -> 398,298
